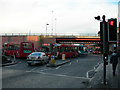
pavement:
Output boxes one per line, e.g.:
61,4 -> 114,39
87,56 -> 120,89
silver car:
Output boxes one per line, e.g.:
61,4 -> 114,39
27,52 -> 49,66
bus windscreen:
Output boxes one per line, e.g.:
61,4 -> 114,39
22,43 -> 32,49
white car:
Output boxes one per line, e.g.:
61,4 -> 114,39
27,52 -> 49,66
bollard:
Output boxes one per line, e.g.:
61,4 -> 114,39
50,55 -> 55,64
46,55 -> 56,67
62,54 -> 66,60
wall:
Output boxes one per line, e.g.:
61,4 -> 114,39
1,36 -> 40,49
1,35 -> 56,49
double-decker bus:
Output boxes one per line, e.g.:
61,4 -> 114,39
3,42 -> 34,58
78,45 -> 88,56
41,43 -> 78,59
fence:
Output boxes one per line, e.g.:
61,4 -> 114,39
0,33 -> 99,37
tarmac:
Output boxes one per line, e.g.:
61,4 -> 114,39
1,55 -> 120,89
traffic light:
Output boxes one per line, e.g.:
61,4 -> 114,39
100,22 -> 108,42
100,22 -> 108,53
108,18 -> 117,42
104,53 -> 108,65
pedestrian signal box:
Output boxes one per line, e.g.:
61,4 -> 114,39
104,53 -> 108,65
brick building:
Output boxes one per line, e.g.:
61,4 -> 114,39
1,35 -> 56,50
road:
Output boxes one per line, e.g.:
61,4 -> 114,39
2,54 -> 102,88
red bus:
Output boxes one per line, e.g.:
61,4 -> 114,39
58,44 -> 79,58
41,43 -> 78,59
41,43 -> 56,58
3,42 -> 34,58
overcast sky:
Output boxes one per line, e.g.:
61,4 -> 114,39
0,0 -> 119,34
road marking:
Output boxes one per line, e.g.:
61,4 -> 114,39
69,62 -> 72,65
26,71 -> 31,72
40,68 -> 51,72
27,67 -> 38,72
86,69 -> 94,78
77,60 -> 79,63
4,64 -> 17,67
55,66 -> 61,69
28,71 -> 90,80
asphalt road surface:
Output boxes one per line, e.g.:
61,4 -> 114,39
2,54 -> 103,88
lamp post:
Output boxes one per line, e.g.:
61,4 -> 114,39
46,24 -> 49,35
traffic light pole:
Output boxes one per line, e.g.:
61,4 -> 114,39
102,15 -> 107,85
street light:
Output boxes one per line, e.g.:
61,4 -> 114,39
46,24 -> 49,35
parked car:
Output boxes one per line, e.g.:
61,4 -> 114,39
27,52 -> 49,66
93,50 -> 101,54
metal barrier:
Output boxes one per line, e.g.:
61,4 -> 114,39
0,33 -> 98,37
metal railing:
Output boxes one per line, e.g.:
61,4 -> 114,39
0,33 -> 99,37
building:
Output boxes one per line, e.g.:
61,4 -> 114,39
118,1 -> 120,23
118,1 -> 120,52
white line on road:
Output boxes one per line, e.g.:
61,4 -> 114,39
40,68 -> 51,72
28,71 -> 90,80
4,64 -> 17,67
27,67 -> 38,72
55,66 -> 61,69
76,60 -> 79,63
86,69 -> 94,78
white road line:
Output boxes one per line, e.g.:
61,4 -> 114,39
86,72 -> 89,78
28,67 -> 38,72
26,71 -> 31,72
28,71 -> 90,80
55,66 -> 61,69
40,68 -> 51,71
4,64 -> 17,67
77,60 -> 79,63
69,62 -> 72,65
86,69 -> 94,79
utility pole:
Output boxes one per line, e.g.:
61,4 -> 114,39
55,18 -> 57,35
51,10 -> 54,35
46,23 -> 49,35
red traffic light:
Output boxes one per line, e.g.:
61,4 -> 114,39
109,21 -> 114,26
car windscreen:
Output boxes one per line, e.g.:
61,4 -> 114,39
31,53 -> 42,56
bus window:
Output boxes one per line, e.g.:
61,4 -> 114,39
41,47 -> 50,52
15,44 -> 20,50
75,47 -> 78,51
71,47 -> 75,52
23,43 -> 32,49
60,46 -> 65,52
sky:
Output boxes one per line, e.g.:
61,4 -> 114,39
0,0 -> 119,35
